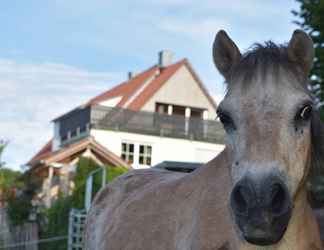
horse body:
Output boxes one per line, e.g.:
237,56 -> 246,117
85,150 -> 321,250
85,30 -> 324,249
85,151 -> 236,250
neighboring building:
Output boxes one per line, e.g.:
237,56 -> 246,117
27,51 -> 225,206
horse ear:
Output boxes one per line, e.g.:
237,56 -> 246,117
213,30 -> 241,81
311,111 -> 324,173
287,29 -> 314,75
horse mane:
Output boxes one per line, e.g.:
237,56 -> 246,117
228,41 -> 307,88
310,112 -> 324,182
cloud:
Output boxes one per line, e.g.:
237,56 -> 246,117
159,18 -> 230,40
0,59 -> 123,170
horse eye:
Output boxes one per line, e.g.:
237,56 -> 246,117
217,111 -> 236,131
296,105 -> 312,122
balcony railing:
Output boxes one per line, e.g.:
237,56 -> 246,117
91,105 -> 225,144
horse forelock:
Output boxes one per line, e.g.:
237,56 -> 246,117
226,41 -> 308,91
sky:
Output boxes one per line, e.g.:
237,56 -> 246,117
0,0 -> 301,170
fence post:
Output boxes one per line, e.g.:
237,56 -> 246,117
68,209 -> 74,250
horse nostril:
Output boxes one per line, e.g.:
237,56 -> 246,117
231,184 -> 250,215
270,183 -> 288,216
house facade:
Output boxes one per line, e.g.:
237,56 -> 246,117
28,51 -> 225,206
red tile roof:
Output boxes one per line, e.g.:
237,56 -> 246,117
86,65 -> 159,108
28,139 -> 53,165
127,59 -> 185,110
53,58 -> 216,121
85,58 -> 216,111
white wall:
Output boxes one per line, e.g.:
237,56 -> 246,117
141,65 -> 217,119
91,129 -> 224,169
52,121 -> 61,151
99,96 -> 122,107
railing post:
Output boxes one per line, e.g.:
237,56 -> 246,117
85,175 -> 93,212
85,166 -> 108,212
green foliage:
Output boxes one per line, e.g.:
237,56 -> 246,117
39,195 -> 72,250
107,164 -> 129,182
0,168 -> 22,191
71,157 -> 128,209
7,173 -> 42,225
71,157 -> 100,209
293,0 -> 324,116
7,196 -> 33,225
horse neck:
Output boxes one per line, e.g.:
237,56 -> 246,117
238,188 -> 322,250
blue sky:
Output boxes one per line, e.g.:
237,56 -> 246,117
0,0 -> 301,170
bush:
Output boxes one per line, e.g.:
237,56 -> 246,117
38,195 -> 72,250
71,157 -> 128,209
6,172 -> 41,225
0,168 -> 22,191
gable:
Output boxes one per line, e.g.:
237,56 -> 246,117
140,64 -> 217,119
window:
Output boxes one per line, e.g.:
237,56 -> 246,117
121,143 -> 134,164
80,125 -> 86,133
71,129 -> 77,138
139,145 -> 152,166
61,134 -> 68,142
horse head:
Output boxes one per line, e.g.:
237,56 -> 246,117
213,29 -> 324,246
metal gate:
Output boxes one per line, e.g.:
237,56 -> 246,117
68,167 -> 106,250
67,209 -> 87,250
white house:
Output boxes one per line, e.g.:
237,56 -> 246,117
27,51 -> 225,205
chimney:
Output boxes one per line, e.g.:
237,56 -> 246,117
158,50 -> 174,68
128,72 -> 133,80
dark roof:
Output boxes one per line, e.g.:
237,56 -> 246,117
154,161 -> 203,172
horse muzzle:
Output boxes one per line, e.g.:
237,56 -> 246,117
230,175 -> 293,246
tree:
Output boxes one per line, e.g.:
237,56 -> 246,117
292,1 -> 324,116
0,140 -> 8,168
6,172 -> 42,225
0,168 -> 22,191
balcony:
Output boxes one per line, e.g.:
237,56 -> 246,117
91,105 -> 225,144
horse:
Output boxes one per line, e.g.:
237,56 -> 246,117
85,30 -> 324,250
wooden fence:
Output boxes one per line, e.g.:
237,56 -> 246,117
0,208 -> 39,250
